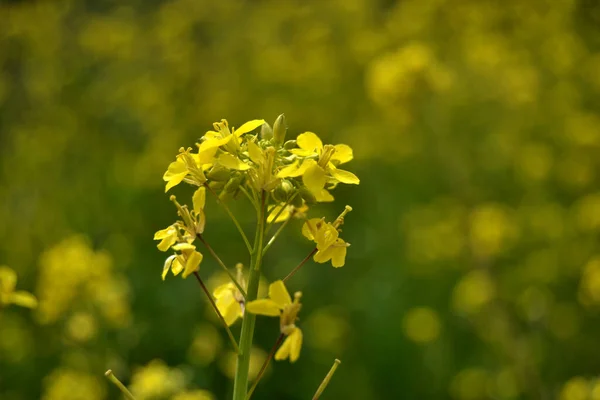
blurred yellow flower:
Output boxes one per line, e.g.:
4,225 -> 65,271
0,266 -> 37,309
213,265 -> 246,326
402,307 -> 441,343
161,243 -> 203,280
246,280 -> 303,362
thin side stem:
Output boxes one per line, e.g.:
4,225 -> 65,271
282,248 -> 318,282
233,191 -> 267,400
192,271 -> 240,354
239,185 -> 259,212
246,333 -> 284,400
262,216 -> 291,256
204,183 -> 253,252
312,359 -> 341,400
105,370 -> 136,400
197,233 -> 246,298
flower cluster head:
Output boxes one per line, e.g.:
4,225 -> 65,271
246,280 -> 303,363
0,266 -> 37,309
161,115 -> 359,205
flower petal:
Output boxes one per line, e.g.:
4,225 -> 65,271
303,164 -> 327,194
182,251 -> 203,278
247,140 -> 265,165
245,299 -> 282,316
275,334 -> 292,361
331,144 -> 354,164
197,135 -> 232,153
234,119 -> 265,137
330,166 -> 360,185
193,187 -> 206,214
288,328 -> 303,362
218,153 -> 251,170
268,280 -> 292,308
162,255 -> 177,281
267,204 -> 291,223
171,257 -> 184,276
296,132 -> 323,153
163,160 -> 188,192
302,218 -> 322,241
314,188 -> 334,202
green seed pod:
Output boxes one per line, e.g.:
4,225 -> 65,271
207,165 -> 231,182
283,140 -> 297,150
299,187 -> 316,205
273,114 -> 287,146
260,122 -> 273,140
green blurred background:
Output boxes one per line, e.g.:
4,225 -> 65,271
1,0 -> 600,399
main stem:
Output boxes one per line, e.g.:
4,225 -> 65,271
232,191 -> 266,400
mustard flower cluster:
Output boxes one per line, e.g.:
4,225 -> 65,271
152,115 -> 358,399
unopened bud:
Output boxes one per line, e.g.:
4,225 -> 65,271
273,114 -> 287,146
283,140 -> 297,150
260,122 -> 273,140
207,165 -> 230,181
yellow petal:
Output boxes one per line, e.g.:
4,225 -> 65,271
10,291 -> 38,308
245,299 -> 282,316
193,187 -> 206,214
221,298 -> 242,326
267,204 -> 291,223
331,144 -> 354,164
171,257 -> 184,277
314,188 -> 334,202
296,132 -> 323,152
182,251 -> 203,278
214,282 -> 234,299
163,160 -> 188,192
302,218 -> 322,241
277,161 -> 300,178
193,146 -> 219,166
268,280 -> 292,308
172,243 -> 196,252
274,334 -> 292,361
288,328 -> 303,362
162,255 -> 177,281
197,135 -> 232,153
234,119 -> 266,137
303,164 -> 327,194
218,153 -> 251,170
0,266 -> 17,293
330,166 -> 360,185
247,141 -> 265,165
314,239 -> 347,267
314,223 -> 339,250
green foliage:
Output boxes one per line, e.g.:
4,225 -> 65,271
1,0 -> 600,399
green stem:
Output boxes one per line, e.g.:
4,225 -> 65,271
239,185 -> 259,212
233,191 -> 267,400
204,183 -> 253,253
262,216 -> 291,256
197,233 -> 246,298
192,271 -> 240,354
105,370 -> 136,400
312,359 -> 341,400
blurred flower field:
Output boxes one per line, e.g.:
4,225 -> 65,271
1,0 -> 600,399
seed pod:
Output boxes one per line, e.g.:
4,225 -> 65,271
273,114 -> 287,146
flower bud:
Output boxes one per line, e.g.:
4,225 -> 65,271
283,140 -> 297,150
260,122 -> 273,140
273,179 -> 293,202
207,165 -> 231,182
273,114 -> 287,146
299,187 -> 316,204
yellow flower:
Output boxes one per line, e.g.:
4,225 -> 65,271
0,266 -> 38,309
213,264 -> 246,326
163,148 -> 208,192
267,203 -> 309,224
162,243 -> 203,280
154,225 -> 178,252
246,280 -> 303,362
302,218 -> 349,267
277,132 -> 359,201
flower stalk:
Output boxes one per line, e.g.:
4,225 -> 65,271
312,359 -> 341,400
105,369 -> 136,400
